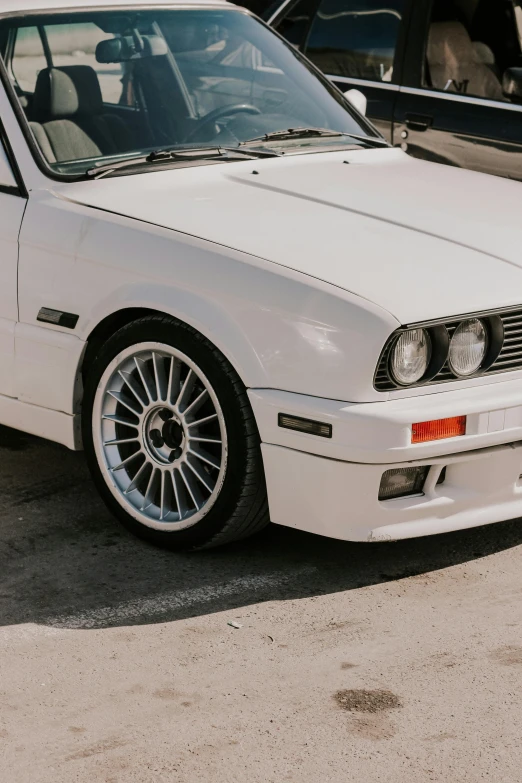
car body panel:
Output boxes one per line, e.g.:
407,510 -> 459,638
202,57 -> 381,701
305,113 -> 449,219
17,187 -> 398,408
394,88 -> 522,179
250,377 -> 522,464
0,156 -> 26,396
3,0 -> 522,544
263,439 -> 522,542
53,147 -> 522,325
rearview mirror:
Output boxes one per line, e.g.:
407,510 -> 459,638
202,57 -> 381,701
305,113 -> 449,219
344,88 -> 367,117
96,34 -> 168,64
503,67 -> 522,102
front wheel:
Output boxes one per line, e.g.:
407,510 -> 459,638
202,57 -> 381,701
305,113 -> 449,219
82,315 -> 269,549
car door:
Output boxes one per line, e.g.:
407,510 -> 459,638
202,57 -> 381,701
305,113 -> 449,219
394,0 -> 522,180
269,0 -> 411,141
0,125 -> 26,399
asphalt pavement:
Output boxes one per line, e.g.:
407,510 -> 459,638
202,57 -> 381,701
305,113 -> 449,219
1,425 -> 522,782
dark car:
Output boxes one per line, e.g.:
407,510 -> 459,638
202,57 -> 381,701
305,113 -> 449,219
261,0 -> 522,180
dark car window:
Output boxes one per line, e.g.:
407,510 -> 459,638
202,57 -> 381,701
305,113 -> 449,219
272,0 -> 319,47
303,0 -> 405,81
423,0 -> 522,102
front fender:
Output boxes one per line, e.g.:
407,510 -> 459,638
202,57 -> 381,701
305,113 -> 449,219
18,192 -> 399,415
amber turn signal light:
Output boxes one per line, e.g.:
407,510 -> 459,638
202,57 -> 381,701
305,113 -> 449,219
412,415 -> 466,444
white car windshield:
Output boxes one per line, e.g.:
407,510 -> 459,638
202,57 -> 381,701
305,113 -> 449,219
0,6 -> 376,176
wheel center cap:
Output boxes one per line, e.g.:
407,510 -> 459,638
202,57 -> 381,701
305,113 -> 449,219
162,419 -> 184,450
145,407 -> 185,463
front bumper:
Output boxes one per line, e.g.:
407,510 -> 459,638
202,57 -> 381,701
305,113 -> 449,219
249,379 -> 522,541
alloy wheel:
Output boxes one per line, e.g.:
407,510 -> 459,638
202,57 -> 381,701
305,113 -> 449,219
92,342 -> 228,531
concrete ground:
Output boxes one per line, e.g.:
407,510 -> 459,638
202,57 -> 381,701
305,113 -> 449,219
1,425 -> 522,783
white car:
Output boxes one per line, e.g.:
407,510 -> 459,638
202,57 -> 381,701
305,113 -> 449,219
1,0 -> 522,549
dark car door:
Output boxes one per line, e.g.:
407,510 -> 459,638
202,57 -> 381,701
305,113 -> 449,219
394,0 -> 522,180
269,0 -> 411,142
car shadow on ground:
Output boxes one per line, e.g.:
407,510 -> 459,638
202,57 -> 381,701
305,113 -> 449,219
1,425 -> 522,630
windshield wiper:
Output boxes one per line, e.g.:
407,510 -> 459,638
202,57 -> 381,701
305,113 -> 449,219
241,127 -> 389,148
87,145 -> 280,178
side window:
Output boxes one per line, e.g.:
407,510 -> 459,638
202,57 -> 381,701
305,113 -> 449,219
273,0 -> 318,48
11,27 -> 47,93
44,23 -> 123,104
423,1 -> 507,102
304,0 -> 405,82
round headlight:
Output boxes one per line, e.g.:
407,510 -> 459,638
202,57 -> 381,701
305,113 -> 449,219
391,328 -> 431,385
449,319 -> 487,377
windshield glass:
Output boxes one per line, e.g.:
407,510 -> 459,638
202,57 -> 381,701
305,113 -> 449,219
0,6 -> 374,176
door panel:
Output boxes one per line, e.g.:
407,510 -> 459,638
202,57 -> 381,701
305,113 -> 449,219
0,136 -> 26,398
396,0 -> 522,179
394,89 -> 522,180
0,318 -> 16,398
0,189 -> 26,397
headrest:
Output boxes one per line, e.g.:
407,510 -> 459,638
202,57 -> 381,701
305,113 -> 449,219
33,65 -> 104,119
472,41 -> 495,66
427,21 -> 477,68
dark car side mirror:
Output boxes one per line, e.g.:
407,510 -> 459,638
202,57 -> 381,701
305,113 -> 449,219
502,67 -> 522,102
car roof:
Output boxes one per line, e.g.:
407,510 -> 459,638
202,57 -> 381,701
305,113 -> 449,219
0,0 -> 231,16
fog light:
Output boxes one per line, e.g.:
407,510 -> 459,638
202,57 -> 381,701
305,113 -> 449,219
379,466 -> 430,501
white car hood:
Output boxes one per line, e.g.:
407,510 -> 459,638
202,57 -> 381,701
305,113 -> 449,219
56,146 -> 522,324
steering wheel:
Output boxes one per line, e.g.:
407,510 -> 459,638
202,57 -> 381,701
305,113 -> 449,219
184,104 -> 262,144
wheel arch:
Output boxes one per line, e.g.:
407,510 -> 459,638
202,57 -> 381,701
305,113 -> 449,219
81,306 -> 161,380
77,296 -> 269,410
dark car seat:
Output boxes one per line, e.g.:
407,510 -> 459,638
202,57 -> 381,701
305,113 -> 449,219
30,65 -> 134,163
427,21 -> 505,101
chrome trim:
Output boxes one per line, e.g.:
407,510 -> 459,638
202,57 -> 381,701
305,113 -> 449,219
328,75 -> 400,91
267,0 -> 294,25
399,86 -> 522,113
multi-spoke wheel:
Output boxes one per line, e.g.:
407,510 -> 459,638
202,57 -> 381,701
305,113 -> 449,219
94,343 -> 227,529
83,315 -> 269,549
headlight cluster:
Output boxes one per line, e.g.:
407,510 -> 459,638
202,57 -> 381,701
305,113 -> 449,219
387,316 -> 503,388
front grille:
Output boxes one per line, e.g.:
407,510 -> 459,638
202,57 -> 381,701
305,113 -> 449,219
375,306 -> 522,391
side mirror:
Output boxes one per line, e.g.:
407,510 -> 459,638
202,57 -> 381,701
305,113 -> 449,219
502,67 -> 522,102
344,88 -> 367,117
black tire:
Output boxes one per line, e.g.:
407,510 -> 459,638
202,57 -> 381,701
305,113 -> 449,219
82,314 -> 270,549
